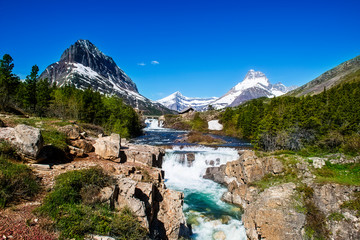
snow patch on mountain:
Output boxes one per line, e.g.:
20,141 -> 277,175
157,91 -> 218,112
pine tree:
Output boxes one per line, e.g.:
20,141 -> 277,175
24,65 -> 39,112
0,54 -> 20,110
36,78 -> 51,116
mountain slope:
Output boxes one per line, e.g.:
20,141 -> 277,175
157,91 -> 218,112
211,69 -> 294,109
289,55 -> 360,97
40,39 -> 173,115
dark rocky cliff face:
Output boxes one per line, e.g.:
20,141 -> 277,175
40,40 -> 173,115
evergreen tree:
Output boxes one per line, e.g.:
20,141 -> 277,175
24,65 -> 39,112
36,78 -> 51,116
0,54 -> 20,110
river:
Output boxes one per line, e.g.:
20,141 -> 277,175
132,119 -> 249,240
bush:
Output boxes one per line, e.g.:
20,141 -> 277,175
37,167 -> 147,239
42,129 -> 68,151
0,155 -> 40,208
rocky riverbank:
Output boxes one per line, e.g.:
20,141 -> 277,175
0,118 -> 190,240
204,150 -> 360,240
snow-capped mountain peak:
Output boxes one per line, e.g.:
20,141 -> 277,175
211,69 -> 295,109
157,91 -> 218,112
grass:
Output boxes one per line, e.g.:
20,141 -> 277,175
313,161 -> 360,185
42,129 -> 68,151
37,167 -> 147,240
0,155 -> 40,208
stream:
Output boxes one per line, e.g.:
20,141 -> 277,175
132,119 -> 249,240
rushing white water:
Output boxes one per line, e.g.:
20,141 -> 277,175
163,146 -> 247,240
144,118 -> 164,130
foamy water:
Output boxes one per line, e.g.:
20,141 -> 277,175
163,146 -> 247,240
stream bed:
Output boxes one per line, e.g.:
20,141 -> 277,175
132,119 -> 249,239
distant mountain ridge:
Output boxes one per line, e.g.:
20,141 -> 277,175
157,91 -> 218,112
158,70 -> 296,111
289,55 -> 360,97
40,39 -> 173,115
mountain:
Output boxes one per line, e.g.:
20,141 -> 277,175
157,91 -> 218,112
40,39 -> 173,115
289,55 -> 360,97
211,69 -> 295,109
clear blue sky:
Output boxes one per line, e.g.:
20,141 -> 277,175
1,0 -> 359,100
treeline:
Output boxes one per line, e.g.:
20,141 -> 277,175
0,54 -> 142,138
221,72 -> 360,153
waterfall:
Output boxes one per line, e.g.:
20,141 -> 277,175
144,119 -> 164,130
163,146 -> 247,240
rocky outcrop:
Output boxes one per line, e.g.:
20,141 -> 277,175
242,183 -> 306,240
100,175 -> 190,240
94,134 -> 121,160
204,150 -> 283,208
120,144 -> 165,168
312,183 -> 360,240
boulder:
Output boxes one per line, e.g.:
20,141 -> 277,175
71,139 -> 94,153
0,127 -> 15,142
242,183 -> 306,240
14,124 -> 44,160
311,157 -> 326,169
120,144 -> 165,167
59,125 -> 81,140
203,165 -> 226,185
68,146 -> 85,157
94,134 -> 121,160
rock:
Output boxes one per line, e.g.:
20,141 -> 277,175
311,157 -> 326,169
69,146 -> 85,157
186,153 -> 195,167
86,235 -> 116,240
0,127 -> 15,142
213,231 -> 226,240
203,165 -> 226,185
225,150 -> 283,184
312,183 -> 360,240
71,139 -> 94,153
157,188 -> 191,239
94,134 -> 121,160
14,124 -> 44,160
120,144 -> 165,167
242,183 -> 306,240
59,125 -> 81,140
80,132 -> 87,139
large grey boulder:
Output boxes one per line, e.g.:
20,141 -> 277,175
14,124 -> 44,160
94,134 -> 121,160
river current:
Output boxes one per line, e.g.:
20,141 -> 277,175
132,119 -> 249,240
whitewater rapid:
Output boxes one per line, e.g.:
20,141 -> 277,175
163,146 -> 247,240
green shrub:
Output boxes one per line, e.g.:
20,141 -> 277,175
37,167 -> 147,239
0,140 -> 17,159
0,155 -> 40,208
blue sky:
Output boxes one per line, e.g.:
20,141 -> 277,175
1,0 -> 359,100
